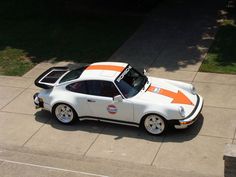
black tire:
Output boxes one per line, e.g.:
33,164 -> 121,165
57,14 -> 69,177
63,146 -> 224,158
52,103 -> 78,124
142,114 -> 166,135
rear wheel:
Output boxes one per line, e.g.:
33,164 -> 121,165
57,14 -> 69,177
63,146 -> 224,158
53,104 -> 77,124
143,114 -> 166,135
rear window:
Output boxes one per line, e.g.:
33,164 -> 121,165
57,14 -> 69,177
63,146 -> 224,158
59,66 -> 87,83
40,70 -> 67,83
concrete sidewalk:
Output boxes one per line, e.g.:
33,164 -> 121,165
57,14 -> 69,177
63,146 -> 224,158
0,0 -> 235,177
0,70 -> 235,177
109,0 -> 225,80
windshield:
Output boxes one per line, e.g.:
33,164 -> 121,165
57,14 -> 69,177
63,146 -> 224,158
115,65 -> 147,98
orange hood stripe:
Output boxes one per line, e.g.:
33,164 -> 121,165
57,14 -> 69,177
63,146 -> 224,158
86,65 -> 125,72
147,85 -> 157,92
148,85 -> 193,105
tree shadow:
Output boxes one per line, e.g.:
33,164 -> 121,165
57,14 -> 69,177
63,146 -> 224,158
0,0 -> 228,74
0,0 -> 159,68
109,0 -> 227,71
34,110 -> 204,143
207,25 -> 236,65
202,1 -> 236,68
0,16 -> 143,63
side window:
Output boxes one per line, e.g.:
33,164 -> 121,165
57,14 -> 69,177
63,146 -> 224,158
66,81 -> 87,94
101,81 -> 120,97
86,80 -> 120,97
86,80 -> 101,96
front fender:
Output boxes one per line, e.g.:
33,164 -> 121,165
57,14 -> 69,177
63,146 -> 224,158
134,103 -> 183,124
162,79 -> 193,93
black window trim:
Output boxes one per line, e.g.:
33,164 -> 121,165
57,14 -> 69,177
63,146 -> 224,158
114,65 -> 146,99
113,81 -> 125,99
66,80 -> 88,95
58,65 -> 89,85
66,79 -> 123,98
86,80 -> 121,98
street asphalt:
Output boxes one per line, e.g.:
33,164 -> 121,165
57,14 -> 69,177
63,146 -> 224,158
0,0 -> 235,177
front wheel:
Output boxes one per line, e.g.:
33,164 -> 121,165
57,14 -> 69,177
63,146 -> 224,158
53,103 -> 77,124
143,114 -> 166,135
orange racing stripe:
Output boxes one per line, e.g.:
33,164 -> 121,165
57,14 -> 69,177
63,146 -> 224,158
159,89 -> 193,105
86,65 -> 125,72
147,85 -> 156,92
148,85 -> 193,105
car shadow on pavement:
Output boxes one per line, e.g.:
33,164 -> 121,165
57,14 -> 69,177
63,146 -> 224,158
164,114 -> 204,141
34,110 -> 204,143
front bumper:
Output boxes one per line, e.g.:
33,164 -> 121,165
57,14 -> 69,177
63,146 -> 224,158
33,93 -> 44,109
175,94 -> 204,129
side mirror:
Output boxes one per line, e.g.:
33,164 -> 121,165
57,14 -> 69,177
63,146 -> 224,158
113,95 -> 123,102
143,69 -> 148,76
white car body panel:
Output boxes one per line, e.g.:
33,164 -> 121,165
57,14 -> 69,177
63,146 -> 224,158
34,62 -> 203,130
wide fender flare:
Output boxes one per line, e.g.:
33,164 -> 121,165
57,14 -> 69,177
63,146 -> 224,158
138,106 -> 181,124
51,99 -> 79,116
140,111 -> 167,122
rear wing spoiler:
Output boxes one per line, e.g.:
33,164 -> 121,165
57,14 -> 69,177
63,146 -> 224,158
34,67 -> 69,89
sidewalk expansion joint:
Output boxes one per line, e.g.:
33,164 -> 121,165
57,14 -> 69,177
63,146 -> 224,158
0,90 -> 26,111
0,79 -> 34,111
0,84 -> 29,89
150,136 -> 164,166
193,80 -> 236,86
197,134 -> 233,141
204,105 -> 236,111
147,45 -> 165,71
192,71 -> 199,84
21,119 -> 50,147
83,125 -> 106,158
233,128 -> 236,144
0,110 -> 35,116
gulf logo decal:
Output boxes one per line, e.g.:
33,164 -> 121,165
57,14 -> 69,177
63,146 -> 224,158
107,104 -> 118,114
86,65 -> 125,72
147,86 -> 193,105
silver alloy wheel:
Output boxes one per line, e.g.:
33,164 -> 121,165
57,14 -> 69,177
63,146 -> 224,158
144,115 -> 165,135
55,104 -> 74,123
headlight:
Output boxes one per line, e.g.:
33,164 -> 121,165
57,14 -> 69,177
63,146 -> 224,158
179,106 -> 185,117
190,85 -> 196,95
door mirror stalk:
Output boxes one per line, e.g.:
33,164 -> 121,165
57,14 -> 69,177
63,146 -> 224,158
113,95 -> 123,102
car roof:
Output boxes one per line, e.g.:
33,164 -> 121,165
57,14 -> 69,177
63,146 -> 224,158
79,62 -> 128,82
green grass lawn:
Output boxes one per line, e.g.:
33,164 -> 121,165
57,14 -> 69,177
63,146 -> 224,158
0,1 -> 145,76
200,19 -> 236,74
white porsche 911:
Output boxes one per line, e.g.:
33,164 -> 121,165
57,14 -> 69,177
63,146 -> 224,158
33,62 -> 203,135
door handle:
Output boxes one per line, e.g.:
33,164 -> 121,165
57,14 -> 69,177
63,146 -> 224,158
87,99 -> 96,103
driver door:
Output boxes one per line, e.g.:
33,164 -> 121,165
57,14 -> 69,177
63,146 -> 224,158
85,80 -> 134,122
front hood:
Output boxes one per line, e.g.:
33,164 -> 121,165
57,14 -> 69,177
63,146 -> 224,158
137,77 -> 197,116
